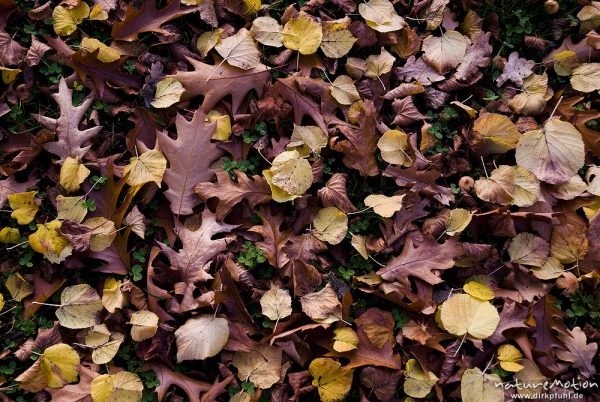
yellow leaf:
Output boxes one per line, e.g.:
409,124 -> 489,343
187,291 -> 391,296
263,169 -> 298,203
196,28 -> 222,58
330,75 -> 360,105
124,149 -> 167,187
358,0 -> 406,33
260,283 -> 292,321
422,30 -> 469,73
287,125 -> 328,156
151,78 -> 185,108
102,277 -> 127,313
28,220 -> 73,263
56,195 -> 88,223
364,194 -> 405,218
309,358 -> 353,402
0,67 -> 21,84
532,256 -> 564,280
5,273 -> 34,301
350,234 -> 369,259
472,113 -> 520,154
439,294 -> 499,339
215,28 -> 260,70
404,358 -> 438,398
16,343 -> 80,392
250,16 -> 282,47
86,325 -> 124,365
8,191 -> 38,225
282,11 -> 323,55
91,371 -> 143,402
377,130 -> 411,166
233,344 -> 282,389
571,63 -> 600,93
175,315 -> 229,362
206,110 -> 232,141
332,327 -> 359,352
52,2 -> 90,36
445,208 -> 473,236
56,284 -> 103,329
497,344 -> 524,372
509,73 -> 552,115
320,17 -> 356,58
553,50 -> 578,76
242,0 -> 261,15
0,227 -> 20,244
578,3 -> 600,32
89,4 -> 108,21
460,367 -> 503,402
83,217 -> 116,252
364,48 -> 395,79
312,207 -> 348,245
60,156 -> 91,192
129,310 -> 159,341
463,280 -> 494,301
515,118 -> 584,184
80,38 -> 121,63
270,150 -> 313,196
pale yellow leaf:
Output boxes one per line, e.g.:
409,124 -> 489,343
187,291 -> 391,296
233,344 -> 282,389
260,283 -> 292,321
445,208 -> 473,236
175,315 -> 229,362
439,294 -> 499,339
359,0 -> 406,32
207,110 -> 232,141
5,273 -> 34,301
263,169 -> 298,203
102,277 -> 127,313
56,195 -> 88,223
0,227 -> 19,244
287,125 -> 328,155
460,367 -> 503,402
56,284 -> 103,329
350,234 -> 369,259
473,113 -> 520,154
83,217 -> 116,252
463,280 -> 494,301
60,156 -> 90,192
571,63 -> 600,93
130,310 -> 159,342
320,17 -> 356,58
330,75 -> 360,105
215,28 -> 260,70
497,344 -> 524,372
312,207 -> 348,245
422,30 -> 469,73
364,194 -> 405,218
28,220 -> 73,263
404,358 -> 438,398
124,149 -> 167,187
196,29 -> 222,58
509,73 -> 552,115
91,371 -> 143,402
250,16 -> 283,47
270,150 -> 313,196
151,78 -> 184,108
365,48 -> 395,79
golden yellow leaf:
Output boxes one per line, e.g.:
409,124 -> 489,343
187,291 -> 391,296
28,221 -> 73,263
233,344 -> 282,389
497,344 -> 524,372
5,273 -> 34,301
358,0 -> 406,33
56,195 -> 88,223
83,217 -> 116,252
52,2 -> 90,36
472,113 -> 520,154
260,283 -> 292,321
56,284 -> 103,329
287,125 -> 328,155
282,11 -> 323,55
124,149 -> 167,187
250,16 -> 282,47
0,67 -> 21,84
404,358 -> 438,398
364,194 -> 405,218
206,110 -> 232,141
312,207 -> 348,245
571,63 -> 600,93
0,227 -> 20,244
515,118 -> 584,185
16,343 -> 80,392
215,28 -> 260,70
460,367 -> 503,402
151,78 -> 185,109
263,169 -> 298,203
80,38 -> 121,63
509,73 -> 552,115
129,310 -> 159,341
377,130 -> 411,166
102,277 -> 127,313
463,280 -> 494,301
60,156 -> 90,192
330,75 -> 360,105
553,50 -> 578,76
270,150 -> 313,196
439,294 -> 499,339
91,371 -> 143,402
8,191 -> 38,225
332,327 -> 359,352
422,30 -> 469,73
309,358 -> 353,402
242,0 -> 261,15
320,17 -> 356,58
445,208 -> 473,236
196,28 -> 222,58
89,4 -> 108,21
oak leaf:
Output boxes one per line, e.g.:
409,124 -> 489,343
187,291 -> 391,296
556,326 -> 597,378
497,51 -> 535,86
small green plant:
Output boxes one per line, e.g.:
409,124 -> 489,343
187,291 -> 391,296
336,255 -> 373,282
39,61 -> 64,84
81,199 -> 96,211
90,175 -> 109,189
563,290 -> 600,328
223,155 -> 261,177
238,241 -> 266,268
392,307 -> 410,329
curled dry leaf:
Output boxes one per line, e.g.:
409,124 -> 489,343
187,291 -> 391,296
233,344 -> 282,389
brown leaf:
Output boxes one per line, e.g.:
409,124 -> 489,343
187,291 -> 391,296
157,109 -> 224,216
46,365 -> 97,402
377,236 -> 462,286
317,173 -> 357,213
0,30 -> 26,65
111,0 -> 200,41
556,326 -> 597,378
25,35 -> 51,66
359,367 -> 401,401
274,76 -> 328,133
145,362 -> 212,402
196,170 -> 271,221
249,208 -> 291,269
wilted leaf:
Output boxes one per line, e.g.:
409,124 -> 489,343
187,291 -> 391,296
233,344 -> 282,389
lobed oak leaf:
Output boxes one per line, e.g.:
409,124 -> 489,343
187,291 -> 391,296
157,109 -> 223,216
111,0 -> 199,41
377,236 -> 462,286
497,51 -> 535,87
274,76 -> 328,133
145,363 -> 213,402
556,326 -> 597,378
395,55 -> 445,85
32,78 -> 101,164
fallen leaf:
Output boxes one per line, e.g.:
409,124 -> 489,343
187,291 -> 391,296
151,78 -> 185,108
312,207 -> 348,245
309,358 -> 353,402
364,194 -> 405,217
56,284 -> 103,329
175,315 -> 229,361
91,371 -> 143,402
439,294 -> 500,339
282,11 -> 323,55
215,28 -> 260,70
